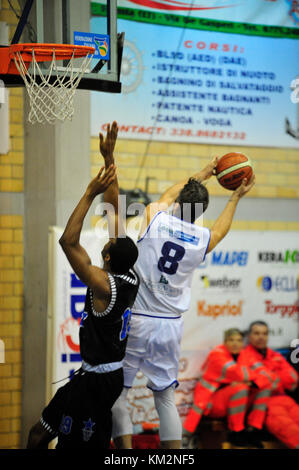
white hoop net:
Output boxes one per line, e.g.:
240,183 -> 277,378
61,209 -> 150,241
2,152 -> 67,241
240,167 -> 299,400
13,48 -> 94,124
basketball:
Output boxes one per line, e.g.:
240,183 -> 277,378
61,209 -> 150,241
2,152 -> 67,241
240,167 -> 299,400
215,152 -> 253,190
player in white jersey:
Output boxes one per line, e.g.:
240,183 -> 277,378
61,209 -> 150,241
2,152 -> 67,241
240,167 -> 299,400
112,156 -> 255,449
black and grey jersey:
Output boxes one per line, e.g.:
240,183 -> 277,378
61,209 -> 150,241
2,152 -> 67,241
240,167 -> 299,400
79,269 -> 139,366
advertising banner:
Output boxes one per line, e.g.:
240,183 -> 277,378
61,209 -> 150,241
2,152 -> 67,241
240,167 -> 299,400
90,14 -> 299,147
48,226 -> 299,425
92,1 -> 299,32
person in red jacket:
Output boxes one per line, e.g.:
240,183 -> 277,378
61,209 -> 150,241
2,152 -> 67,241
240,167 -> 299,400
183,328 -> 272,448
239,321 -> 299,449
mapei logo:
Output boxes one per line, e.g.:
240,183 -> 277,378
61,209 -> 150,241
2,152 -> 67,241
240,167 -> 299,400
197,300 -> 243,319
257,275 -> 299,292
200,275 -> 241,291
286,0 -> 299,26
211,251 -> 248,266
258,250 -> 299,264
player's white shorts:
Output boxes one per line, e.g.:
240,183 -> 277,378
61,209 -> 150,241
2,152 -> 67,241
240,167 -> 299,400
123,313 -> 184,392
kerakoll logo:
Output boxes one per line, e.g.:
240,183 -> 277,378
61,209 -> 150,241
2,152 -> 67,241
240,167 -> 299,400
257,275 -> 299,292
258,250 -> 299,264
265,300 -> 299,318
197,300 -> 243,319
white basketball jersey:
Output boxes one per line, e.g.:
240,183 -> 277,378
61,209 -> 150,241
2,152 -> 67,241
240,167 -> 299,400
132,211 -> 211,317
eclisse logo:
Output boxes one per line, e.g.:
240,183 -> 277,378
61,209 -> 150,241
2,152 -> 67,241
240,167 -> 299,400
257,275 -> 299,292
197,300 -> 243,319
265,300 -> 299,318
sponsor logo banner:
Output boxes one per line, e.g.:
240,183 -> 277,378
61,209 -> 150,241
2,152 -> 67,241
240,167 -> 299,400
265,300 -> 299,318
258,250 -> 299,264
257,275 -> 299,292
49,228 -> 299,427
197,300 -> 243,319
91,1 -> 299,35
90,14 -> 299,148
199,274 -> 242,291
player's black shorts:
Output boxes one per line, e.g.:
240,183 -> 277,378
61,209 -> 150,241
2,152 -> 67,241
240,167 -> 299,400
41,367 -> 123,448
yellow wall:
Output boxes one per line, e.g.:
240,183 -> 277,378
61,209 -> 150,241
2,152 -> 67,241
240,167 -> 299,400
0,0 -> 298,449
0,1 -> 24,449
90,137 -> 299,230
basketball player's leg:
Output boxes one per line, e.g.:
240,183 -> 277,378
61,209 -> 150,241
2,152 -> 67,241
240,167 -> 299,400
153,385 -> 182,449
27,380 -> 71,448
112,315 -> 148,449
112,387 -> 133,449
145,316 -> 184,449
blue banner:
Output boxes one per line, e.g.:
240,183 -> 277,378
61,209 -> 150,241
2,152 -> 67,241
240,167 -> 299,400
74,31 -> 110,60
91,17 -> 299,147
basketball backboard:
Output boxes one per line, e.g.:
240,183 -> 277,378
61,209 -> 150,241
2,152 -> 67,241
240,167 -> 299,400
0,0 -> 123,93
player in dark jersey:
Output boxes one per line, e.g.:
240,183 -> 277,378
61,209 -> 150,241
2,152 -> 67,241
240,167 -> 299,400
27,123 -> 139,449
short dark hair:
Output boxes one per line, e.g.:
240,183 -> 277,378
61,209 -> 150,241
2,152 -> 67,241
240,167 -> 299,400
248,321 -> 269,333
109,236 -> 138,275
176,178 -> 209,223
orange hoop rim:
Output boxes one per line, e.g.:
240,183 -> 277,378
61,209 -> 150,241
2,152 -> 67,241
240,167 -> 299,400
9,43 -> 95,60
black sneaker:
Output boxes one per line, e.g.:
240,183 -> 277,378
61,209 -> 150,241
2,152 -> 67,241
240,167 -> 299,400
228,431 -> 250,447
245,429 -> 264,449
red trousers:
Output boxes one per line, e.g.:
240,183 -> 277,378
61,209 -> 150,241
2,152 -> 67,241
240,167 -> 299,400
265,395 -> 299,449
205,384 -> 271,432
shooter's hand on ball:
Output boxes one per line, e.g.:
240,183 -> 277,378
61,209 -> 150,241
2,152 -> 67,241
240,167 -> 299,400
200,156 -> 219,182
99,121 -> 119,167
230,174 -> 256,201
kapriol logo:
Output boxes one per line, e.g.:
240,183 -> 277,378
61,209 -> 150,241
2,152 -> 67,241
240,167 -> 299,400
126,0 -> 238,12
286,0 -> 299,26
197,300 -> 243,319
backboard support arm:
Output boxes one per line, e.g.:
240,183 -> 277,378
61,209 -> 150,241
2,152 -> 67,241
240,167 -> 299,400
11,0 -> 35,45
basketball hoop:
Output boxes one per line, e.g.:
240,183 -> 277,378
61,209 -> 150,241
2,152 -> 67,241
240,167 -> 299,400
0,43 -> 95,124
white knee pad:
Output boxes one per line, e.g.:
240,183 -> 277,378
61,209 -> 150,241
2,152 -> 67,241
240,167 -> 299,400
153,386 -> 182,442
111,388 -> 133,439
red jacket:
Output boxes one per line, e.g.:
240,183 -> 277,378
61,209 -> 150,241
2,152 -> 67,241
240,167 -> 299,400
239,344 -> 299,394
191,344 -> 254,415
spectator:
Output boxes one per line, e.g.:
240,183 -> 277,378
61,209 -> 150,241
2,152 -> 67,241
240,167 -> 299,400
183,328 -> 271,448
239,321 -> 299,449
